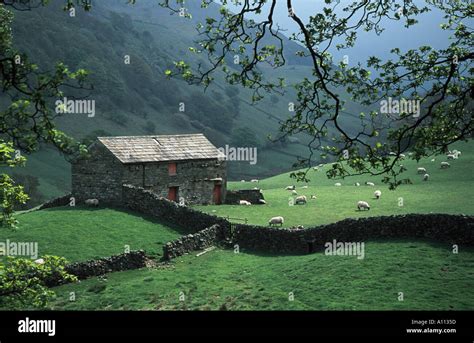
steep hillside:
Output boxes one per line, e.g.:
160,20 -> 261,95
4,0 -> 370,205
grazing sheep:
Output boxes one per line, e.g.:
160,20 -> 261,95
389,152 -> 396,156
334,182 -> 342,187
291,190 -> 298,195
301,185 -> 308,189
354,182 -> 361,186
241,180 -> 246,182
258,199 -> 266,205
239,200 -> 251,205
318,164 -> 324,168
268,216 -> 284,227
400,153 -> 406,159
440,161 -> 451,169
357,201 -> 370,211
295,195 -> 307,205
310,195 -> 317,199
365,182 -> 375,186
447,154 -> 457,160
417,167 -> 427,174
423,173 -> 430,181
374,190 -> 382,199
253,187 -> 259,190
251,179 -> 259,183
85,198 -> 99,207
285,185 -> 296,190
313,167 -> 319,171
431,158 -> 436,162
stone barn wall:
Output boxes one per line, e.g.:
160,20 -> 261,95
71,142 -> 125,204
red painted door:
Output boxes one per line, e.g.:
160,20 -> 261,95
213,184 -> 222,205
168,187 -> 178,202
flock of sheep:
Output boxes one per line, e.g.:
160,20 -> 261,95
243,149 -> 462,227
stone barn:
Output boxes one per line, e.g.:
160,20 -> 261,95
72,134 -> 226,205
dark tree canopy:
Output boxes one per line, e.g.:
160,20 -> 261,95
163,0 -> 473,188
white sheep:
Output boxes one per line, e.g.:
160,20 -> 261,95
291,190 -> 298,195
423,173 -> 430,181
251,179 -> 259,183
399,153 -> 406,159
310,195 -> 317,199
447,154 -> 457,160
295,195 -> 307,205
285,185 -> 296,190
85,198 -> 99,207
365,182 -> 375,186
34,258 -> 45,265
440,161 -> 451,169
239,200 -> 251,205
374,190 -> 382,199
268,216 -> 284,227
417,167 -> 427,174
241,180 -> 246,182
357,201 -> 370,211
334,182 -> 342,187
354,182 -> 360,186
313,167 -> 319,171
301,185 -> 308,189
431,158 -> 436,162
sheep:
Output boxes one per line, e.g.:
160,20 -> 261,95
423,173 -> 430,181
313,167 -> 319,171
268,216 -> 284,227
34,258 -> 45,265
365,182 -> 375,186
241,180 -> 246,183
239,200 -> 251,205
285,185 -> 296,190
250,179 -> 259,183
85,198 -> 99,207
357,201 -> 370,211
399,153 -> 406,159
354,182 -> 361,186
447,154 -> 457,160
291,190 -> 298,195
334,182 -> 342,187
417,167 -> 427,174
374,190 -> 382,199
310,195 -> 317,199
431,158 -> 436,162
301,185 -> 308,189
440,161 -> 450,169
295,195 -> 307,205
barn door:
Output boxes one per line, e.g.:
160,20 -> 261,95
213,184 -> 222,205
168,186 -> 178,202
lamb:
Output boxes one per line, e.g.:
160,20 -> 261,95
295,195 -> 307,205
250,179 -> 259,183
440,161 -> 450,169
85,198 -> 99,207
354,182 -> 360,186
310,195 -> 317,199
357,201 -> 370,211
239,200 -> 251,205
268,216 -> 284,227
374,190 -> 382,199
291,190 -> 298,195
423,173 -> 430,181
365,182 -> 375,186
285,185 -> 296,190
334,182 -> 342,187
417,167 -> 427,174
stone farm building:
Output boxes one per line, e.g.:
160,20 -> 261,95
72,134 -> 226,205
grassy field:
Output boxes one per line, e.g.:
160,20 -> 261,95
194,141 -> 474,227
49,240 -> 474,310
0,207 -> 183,262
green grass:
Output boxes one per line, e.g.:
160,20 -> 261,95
0,207 -> 183,262
194,141 -> 474,227
49,240 -> 474,310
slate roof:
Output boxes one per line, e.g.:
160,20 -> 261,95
97,134 -> 222,164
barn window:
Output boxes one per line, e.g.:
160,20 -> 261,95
168,162 -> 177,176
